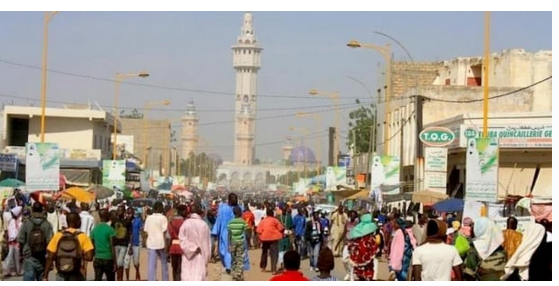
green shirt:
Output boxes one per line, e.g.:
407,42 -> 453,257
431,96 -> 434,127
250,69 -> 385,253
227,217 -> 247,242
90,222 -> 116,260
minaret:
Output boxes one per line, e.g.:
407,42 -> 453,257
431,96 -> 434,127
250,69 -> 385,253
181,101 -> 198,158
232,12 -> 262,165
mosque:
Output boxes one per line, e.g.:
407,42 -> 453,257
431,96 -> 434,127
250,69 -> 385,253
180,12 -> 320,190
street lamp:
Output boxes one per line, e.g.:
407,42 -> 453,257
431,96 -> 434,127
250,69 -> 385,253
141,99 -> 171,170
309,89 -> 340,160
112,71 -> 150,160
40,11 -> 59,143
347,40 -> 392,155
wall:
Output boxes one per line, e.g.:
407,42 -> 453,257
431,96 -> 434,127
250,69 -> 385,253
120,118 -> 171,174
28,117 -> 94,150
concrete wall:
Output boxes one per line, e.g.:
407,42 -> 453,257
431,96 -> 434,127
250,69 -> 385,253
28,117 -> 94,150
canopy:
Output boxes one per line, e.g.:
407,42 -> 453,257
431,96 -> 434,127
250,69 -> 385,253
59,187 -> 95,203
412,189 -> 448,204
346,189 -> 370,200
0,178 -> 25,188
88,185 -> 115,200
433,198 -> 464,213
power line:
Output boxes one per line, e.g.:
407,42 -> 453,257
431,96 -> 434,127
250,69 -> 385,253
0,58 -> 357,101
421,76 -> 551,103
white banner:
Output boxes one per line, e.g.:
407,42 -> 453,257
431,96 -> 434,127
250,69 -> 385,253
25,142 -> 60,191
424,147 -> 448,172
465,138 -> 499,202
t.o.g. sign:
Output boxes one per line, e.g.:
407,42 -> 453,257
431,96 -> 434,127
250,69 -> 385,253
419,126 -> 456,147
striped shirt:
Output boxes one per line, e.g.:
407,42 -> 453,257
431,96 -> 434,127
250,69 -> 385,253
227,217 -> 247,242
311,276 -> 339,281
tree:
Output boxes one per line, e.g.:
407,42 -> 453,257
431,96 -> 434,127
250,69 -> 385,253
179,152 -> 218,182
120,108 -> 144,119
347,99 -> 376,154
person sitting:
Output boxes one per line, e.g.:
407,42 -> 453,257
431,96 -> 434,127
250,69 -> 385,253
269,250 -> 310,281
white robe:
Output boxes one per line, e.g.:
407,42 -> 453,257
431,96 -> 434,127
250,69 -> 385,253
179,213 -> 211,281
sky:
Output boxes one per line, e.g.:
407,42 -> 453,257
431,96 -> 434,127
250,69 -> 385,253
0,11 -> 552,163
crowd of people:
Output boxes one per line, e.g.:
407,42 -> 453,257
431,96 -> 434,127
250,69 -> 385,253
0,189 -> 553,281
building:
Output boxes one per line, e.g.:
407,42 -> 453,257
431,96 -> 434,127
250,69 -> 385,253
181,101 -> 198,158
426,112 -> 551,200
354,49 -> 552,194
119,118 -> 171,175
1,105 -> 115,159
0,104 -> 114,185
233,12 -> 262,165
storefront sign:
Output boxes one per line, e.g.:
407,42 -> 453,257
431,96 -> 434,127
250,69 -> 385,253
0,153 -> 18,172
460,125 -> 551,148
424,147 -> 448,172
419,126 -> 455,147
424,171 -> 447,189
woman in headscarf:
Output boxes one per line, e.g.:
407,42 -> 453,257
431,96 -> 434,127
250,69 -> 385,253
347,213 -> 378,281
463,217 -> 506,281
501,223 -> 551,281
388,217 -> 417,281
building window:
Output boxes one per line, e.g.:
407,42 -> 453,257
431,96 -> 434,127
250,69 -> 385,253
468,64 -> 482,86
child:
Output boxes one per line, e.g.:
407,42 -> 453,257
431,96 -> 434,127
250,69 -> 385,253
311,247 -> 339,281
227,206 -> 248,281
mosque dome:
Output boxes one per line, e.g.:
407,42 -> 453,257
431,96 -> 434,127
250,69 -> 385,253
288,146 -> 316,164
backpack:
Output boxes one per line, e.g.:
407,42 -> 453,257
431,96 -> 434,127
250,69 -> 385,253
114,221 -> 127,240
28,220 -> 47,257
55,231 -> 82,274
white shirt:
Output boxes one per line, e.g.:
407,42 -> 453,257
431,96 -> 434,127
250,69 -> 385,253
412,242 -> 463,281
46,211 -> 59,232
79,211 -> 95,236
144,213 -> 168,250
253,209 -> 265,227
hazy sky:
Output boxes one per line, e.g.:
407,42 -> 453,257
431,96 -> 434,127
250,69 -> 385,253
0,12 -> 552,162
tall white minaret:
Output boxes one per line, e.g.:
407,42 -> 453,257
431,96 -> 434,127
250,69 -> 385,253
232,12 -> 262,165
181,101 -> 198,158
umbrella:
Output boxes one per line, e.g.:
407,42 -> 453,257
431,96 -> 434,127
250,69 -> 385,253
0,178 -> 25,188
87,185 -> 115,200
433,198 -> 464,213
62,187 -> 95,203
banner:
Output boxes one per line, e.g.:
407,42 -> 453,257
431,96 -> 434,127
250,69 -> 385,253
370,156 -> 400,195
325,166 -> 347,191
459,125 -> 551,149
424,147 -> 448,191
25,142 -> 60,191
102,160 -> 126,191
465,138 -> 499,202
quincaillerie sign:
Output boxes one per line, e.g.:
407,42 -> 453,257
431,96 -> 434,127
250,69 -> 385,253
459,124 -> 551,149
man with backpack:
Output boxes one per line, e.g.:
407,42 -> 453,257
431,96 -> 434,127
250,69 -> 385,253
43,212 -> 94,281
17,202 -> 54,281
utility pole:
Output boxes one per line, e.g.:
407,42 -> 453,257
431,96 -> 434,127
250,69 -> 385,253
414,95 -> 425,192
328,127 -> 336,166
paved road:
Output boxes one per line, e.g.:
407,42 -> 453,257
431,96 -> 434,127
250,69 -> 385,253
3,247 -> 390,281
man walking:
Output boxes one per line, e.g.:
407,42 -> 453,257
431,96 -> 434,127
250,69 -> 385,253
90,209 -> 117,281
17,202 -> 53,281
293,207 -> 307,259
144,201 -> 169,281
43,213 -> 94,281
168,205 -> 187,281
112,205 -> 132,281
330,204 -> 347,257
179,202 -> 211,281
124,208 -> 143,281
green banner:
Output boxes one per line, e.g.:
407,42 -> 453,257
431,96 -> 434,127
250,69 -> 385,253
25,142 -> 60,191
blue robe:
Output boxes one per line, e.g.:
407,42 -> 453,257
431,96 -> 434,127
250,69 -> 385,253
211,203 -> 250,271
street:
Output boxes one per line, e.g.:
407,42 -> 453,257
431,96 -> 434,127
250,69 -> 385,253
3,247 -> 390,281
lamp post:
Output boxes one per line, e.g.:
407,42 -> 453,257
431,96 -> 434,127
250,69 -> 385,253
309,89 -> 340,159
112,71 -> 150,160
40,11 -> 59,143
141,99 -> 171,170
347,40 -> 392,155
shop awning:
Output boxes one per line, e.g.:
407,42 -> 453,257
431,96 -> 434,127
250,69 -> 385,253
498,167 -> 536,198
532,167 -> 551,198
